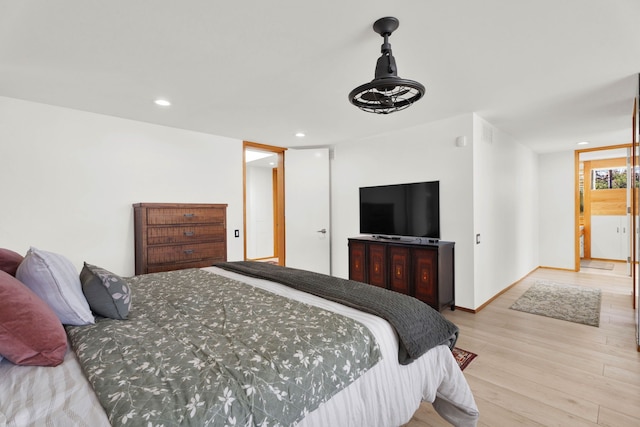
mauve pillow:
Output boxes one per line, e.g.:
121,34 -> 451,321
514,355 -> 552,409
16,247 -> 94,326
0,270 -> 67,366
0,248 -> 24,276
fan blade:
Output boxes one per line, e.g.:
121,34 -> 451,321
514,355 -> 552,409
361,88 -> 409,102
360,91 -> 396,107
361,92 -> 382,101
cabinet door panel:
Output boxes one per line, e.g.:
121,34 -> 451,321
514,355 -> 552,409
348,241 -> 367,283
591,215 -> 626,260
368,244 -> 387,288
389,246 -> 410,294
412,248 -> 437,305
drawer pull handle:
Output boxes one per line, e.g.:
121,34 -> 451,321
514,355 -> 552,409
184,249 -> 194,255
183,213 -> 195,218
184,231 -> 195,237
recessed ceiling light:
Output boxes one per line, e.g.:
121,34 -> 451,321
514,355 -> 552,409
154,99 -> 171,107
577,141 -> 590,145
295,132 -> 305,138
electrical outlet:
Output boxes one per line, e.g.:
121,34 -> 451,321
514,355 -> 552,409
234,229 -> 240,238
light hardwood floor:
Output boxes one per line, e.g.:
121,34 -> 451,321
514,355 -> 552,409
405,265 -> 640,427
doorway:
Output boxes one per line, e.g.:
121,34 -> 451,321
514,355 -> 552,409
243,141 -> 286,265
575,144 -> 633,277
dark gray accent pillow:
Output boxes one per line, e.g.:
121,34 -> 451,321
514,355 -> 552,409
80,263 -> 131,319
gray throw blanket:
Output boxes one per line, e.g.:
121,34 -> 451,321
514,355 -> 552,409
215,261 -> 459,365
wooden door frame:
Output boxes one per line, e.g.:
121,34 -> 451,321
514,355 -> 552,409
243,141 -> 287,265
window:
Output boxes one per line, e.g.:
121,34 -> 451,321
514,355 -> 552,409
592,167 -> 640,189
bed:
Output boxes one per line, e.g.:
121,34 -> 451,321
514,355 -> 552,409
0,248 -> 478,427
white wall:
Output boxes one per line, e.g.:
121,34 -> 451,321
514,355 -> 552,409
538,150 -> 575,269
330,113 -> 540,310
472,115 -> 539,306
1,96 -> 552,310
330,114 -> 476,308
0,96 -> 245,276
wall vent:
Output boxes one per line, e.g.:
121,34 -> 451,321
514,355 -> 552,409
482,124 -> 494,144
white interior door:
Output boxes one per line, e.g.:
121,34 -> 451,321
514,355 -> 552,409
284,148 -> 331,274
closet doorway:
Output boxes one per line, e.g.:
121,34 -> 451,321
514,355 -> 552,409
243,141 -> 286,265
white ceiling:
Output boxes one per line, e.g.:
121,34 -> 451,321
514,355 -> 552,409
1,0 -> 639,153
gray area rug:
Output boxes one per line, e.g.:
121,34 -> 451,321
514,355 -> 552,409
580,259 -> 614,270
510,280 -> 601,327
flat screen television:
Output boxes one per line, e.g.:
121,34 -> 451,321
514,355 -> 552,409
359,181 -> 440,239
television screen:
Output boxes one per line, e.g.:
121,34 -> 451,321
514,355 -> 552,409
359,181 -> 440,239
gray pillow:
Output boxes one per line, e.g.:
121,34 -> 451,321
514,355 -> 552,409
80,263 -> 131,319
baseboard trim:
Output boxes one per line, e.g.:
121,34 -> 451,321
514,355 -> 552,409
453,306 -> 475,313
471,267 -> 540,313
538,265 -> 576,272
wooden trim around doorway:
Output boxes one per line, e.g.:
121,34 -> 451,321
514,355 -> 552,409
243,141 -> 287,266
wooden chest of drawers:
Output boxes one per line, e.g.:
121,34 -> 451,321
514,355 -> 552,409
133,203 -> 227,275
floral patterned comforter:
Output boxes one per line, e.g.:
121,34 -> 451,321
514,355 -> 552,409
66,269 -> 381,427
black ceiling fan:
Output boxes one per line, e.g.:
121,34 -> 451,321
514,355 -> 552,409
349,17 -> 425,114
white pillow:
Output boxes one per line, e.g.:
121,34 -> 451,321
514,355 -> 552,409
16,247 -> 94,326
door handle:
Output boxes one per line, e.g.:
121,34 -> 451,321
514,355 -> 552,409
317,228 -> 327,234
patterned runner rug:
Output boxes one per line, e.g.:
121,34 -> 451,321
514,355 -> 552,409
452,347 -> 477,371
510,280 -> 601,327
